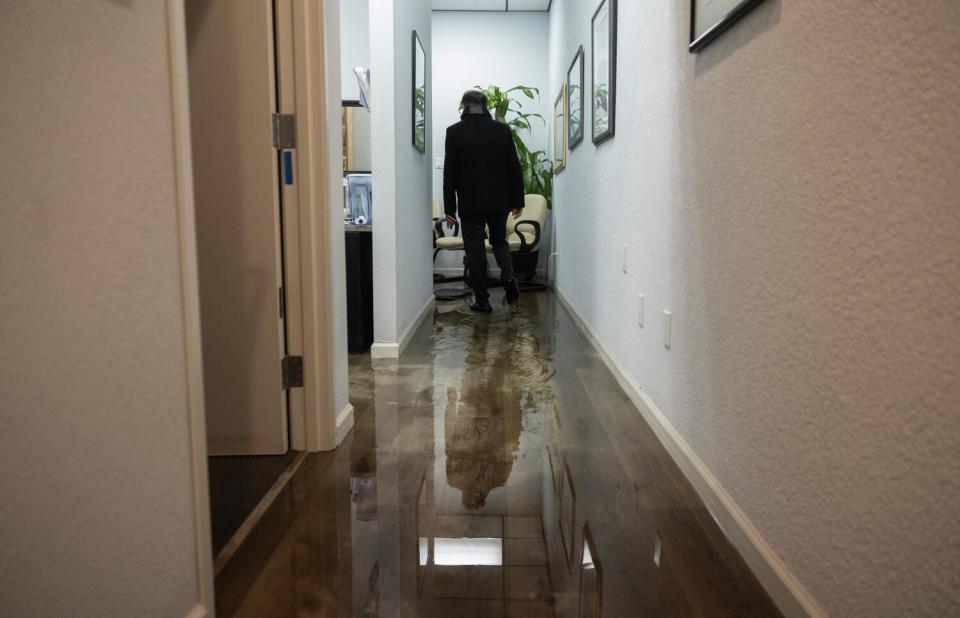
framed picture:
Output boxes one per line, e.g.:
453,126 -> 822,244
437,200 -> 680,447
412,30 -> 426,153
579,524 -> 603,618
591,0 -> 616,145
689,0 -> 768,52
566,46 -> 584,150
552,85 -> 567,173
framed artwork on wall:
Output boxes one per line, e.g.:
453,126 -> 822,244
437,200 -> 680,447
553,85 -> 567,173
689,0 -> 768,52
566,46 -> 584,150
412,30 -> 426,153
591,0 -> 616,145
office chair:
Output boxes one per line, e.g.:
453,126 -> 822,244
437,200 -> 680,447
432,198 -> 453,282
485,194 -> 548,290
433,198 -> 471,300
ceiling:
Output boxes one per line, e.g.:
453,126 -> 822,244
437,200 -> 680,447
432,0 -> 551,11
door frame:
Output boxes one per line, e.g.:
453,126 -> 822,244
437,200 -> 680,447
165,0 -> 346,612
285,0 -> 354,452
165,1 -> 215,613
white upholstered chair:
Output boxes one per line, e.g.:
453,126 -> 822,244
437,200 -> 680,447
433,198 -> 463,256
486,194 -> 548,281
433,198 -> 470,298
435,194 -> 549,297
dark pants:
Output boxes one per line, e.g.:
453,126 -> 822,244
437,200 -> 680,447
461,210 -> 515,304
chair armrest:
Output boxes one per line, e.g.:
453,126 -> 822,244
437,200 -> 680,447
514,219 -> 541,253
434,218 -> 459,238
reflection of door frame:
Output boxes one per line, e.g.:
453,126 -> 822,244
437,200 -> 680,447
165,0 -> 345,612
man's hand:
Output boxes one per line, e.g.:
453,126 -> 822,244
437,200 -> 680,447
511,208 -> 523,219
446,214 -> 457,229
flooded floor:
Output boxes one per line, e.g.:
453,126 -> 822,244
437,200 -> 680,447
216,291 -> 781,617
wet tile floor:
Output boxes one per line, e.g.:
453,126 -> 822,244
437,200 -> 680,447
216,291 -> 781,617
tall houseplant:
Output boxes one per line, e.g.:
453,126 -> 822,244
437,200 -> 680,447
471,84 -> 554,208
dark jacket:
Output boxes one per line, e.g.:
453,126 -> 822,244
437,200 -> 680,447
443,112 -> 524,218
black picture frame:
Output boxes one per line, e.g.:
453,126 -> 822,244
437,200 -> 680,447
412,30 -> 426,153
566,46 -> 584,150
689,0 -> 768,53
591,0 -> 616,145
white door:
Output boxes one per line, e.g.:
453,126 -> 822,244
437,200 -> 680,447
186,0 -> 290,455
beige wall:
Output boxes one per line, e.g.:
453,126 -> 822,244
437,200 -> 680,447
549,0 -> 960,615
0,2 -> 204,615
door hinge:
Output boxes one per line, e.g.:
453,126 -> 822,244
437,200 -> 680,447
272,113 -> 297,149
281,355 -> 303,389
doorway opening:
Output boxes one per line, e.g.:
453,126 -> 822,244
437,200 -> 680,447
183,0 -> 352,593
185,0 -> 307,565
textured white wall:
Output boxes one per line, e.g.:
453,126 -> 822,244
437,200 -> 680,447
371,0 -> 434,344
340,0 -> 369,101
548,0 -> 960,615
0,2 -> 200,615
431,11 -> 551,273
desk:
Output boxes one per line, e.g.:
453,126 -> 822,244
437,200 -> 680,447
345,224 -> 373,353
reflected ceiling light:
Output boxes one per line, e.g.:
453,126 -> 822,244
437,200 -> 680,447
583,539 -> 594,567
433,537 -> 503,566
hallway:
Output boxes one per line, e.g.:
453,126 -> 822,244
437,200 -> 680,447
217,291 -> 779,617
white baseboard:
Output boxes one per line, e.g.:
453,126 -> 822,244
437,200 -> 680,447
370,295 -> 435,359
434,267 -> 547,278
335,402 -> 355,446
434,266 -> 500,277
434,267 -> 470,276
556,288 -> 825,618
185,603 -> 207,618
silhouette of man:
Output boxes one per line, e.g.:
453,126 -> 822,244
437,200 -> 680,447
443,90 -> 523,313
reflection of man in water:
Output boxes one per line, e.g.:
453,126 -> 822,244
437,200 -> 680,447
444,318 -> 523,509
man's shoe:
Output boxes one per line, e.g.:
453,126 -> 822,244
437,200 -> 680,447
504,278 -> 520,305
470,301 -> 493,313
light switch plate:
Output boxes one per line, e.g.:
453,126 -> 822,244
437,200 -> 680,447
638,295 -> 645,328
622,244 -> 629,274
663,310 -> 672,349
434,156 -> 445,169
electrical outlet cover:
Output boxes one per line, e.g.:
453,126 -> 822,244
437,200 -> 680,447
663,310 -> 672,349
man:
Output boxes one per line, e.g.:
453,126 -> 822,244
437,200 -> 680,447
443,90 -> 523,313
